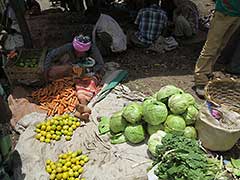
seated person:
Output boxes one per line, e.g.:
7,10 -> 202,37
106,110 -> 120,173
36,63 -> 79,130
84,6 -> 127,56
44,35 -> 104,81
172,0 -> 199,38
130,0 -> 168,48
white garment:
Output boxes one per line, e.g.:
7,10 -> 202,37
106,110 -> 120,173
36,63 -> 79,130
92,14 -> 127,52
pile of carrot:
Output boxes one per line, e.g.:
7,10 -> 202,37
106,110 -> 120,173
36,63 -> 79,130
31,77 -> 79,116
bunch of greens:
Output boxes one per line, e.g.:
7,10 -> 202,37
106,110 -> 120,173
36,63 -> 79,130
153,134 -> 226,180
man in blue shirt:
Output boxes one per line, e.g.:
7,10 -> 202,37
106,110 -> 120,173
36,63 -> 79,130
130,0 -> 168,48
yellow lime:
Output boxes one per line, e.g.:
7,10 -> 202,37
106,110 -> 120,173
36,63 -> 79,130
71,158 -> 77,164
68,169 -> 74,177
50,130 -> 55,135
55,135 -> 61,141
63,120 -> 68,125
69,177 -> 75,180
46,125 -> 51,132
56,131 -> 62,136
62,172 -> 69,179
67,131 -> 73,136
49,173 -> 56,180
76,150 -> 82,156
40,131 -> 47,136
65,161 -> 71,167
68,127 -> 73,132
59,121 -> 64,126
76,160 -> 80,165
72,117 -> 78,121
57,125 -> 62,131
78,167 -> 83,174
35,128 -> 41,133
41,125 -> 46,131
65,136 -> 72,141
68,120 -> 73,126
56,162 -> 62,167
63,125 -> 69,130
71,125 -> 77,130
76,157 -> 81,161
46,133 -> 52,139
56,167 -> 62,173
79,160 -> 85,166
36,123 -> 41,129
54,120 -> 59,125
56,173 -> 62,180
62,165 -> 68,172
50,119 -> 55,125
71,152 -> 78,158
76,122 -> 81,127
45,138 -> 51,143
51,124 -> 57,130
46,159 -> 52,165
80,155 -> 86,160
51,164 -> 57,170
74,171 -> 79,178
62,154 -> 68,159
83,157 -> 89,163
51,169 -> 56,174
81,178 -> 86,180
46,166 -> 52,174
72,165 -> 79,172
52,134 -> 57,140
40,136 -> 45,142
46,121 -> 51,126
63,130 -> 68,135
35,133 -> 41,140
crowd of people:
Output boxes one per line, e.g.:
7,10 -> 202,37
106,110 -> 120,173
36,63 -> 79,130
44,0 -> 240,98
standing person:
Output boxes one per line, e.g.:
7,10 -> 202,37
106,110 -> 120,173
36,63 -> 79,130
194,0 -> 240,97
44,35 -> 104,81
172,0 -> 199,38
129,0 -> 168,48
84,7 -> 127,56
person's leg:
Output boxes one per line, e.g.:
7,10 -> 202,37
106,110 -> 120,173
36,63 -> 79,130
174,15 -> 193,38
194,11 -> 240,88
129,32 -> 150,48
96,32 -> 112,57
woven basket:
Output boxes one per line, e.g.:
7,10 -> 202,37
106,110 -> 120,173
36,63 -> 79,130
3,48 -> 47,86
205,78 -> 240,113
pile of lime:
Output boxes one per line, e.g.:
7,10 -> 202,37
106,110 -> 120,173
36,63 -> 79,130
45,150 -> 88,180
35,114 -> 81,143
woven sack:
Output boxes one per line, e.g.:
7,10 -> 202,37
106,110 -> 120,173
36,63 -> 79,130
195,105 -> 240,151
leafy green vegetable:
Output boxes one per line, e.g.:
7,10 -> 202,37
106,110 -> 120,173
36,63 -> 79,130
148,130 -> 166,156
110,133 -> 127,144
156,85 -> 183,104
164,115 -> 186,135
183,126 -> 197,139
153,134 -> 225,180
168,94 -> 189,115
182,93 -> 196,106
109,111 -> 128,133
182,105 -> 199,125
122,103 -> 143,124
124,124 -> 145,144
98,117 -> 110,135
143,101 -> 168,125
147,123 -> 164,135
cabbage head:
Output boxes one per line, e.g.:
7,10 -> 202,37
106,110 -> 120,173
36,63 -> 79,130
156,85 -> 183,103
182,93 -> 196,106
124,124 -> 145,144
143,101 -> 168,125
122,102 -> 143,124
164,115 -> 186,135
184,126 -> 197,139
147,123 -> 164,135
142,97 -> 157,110
183,105 -> 199,125
168,94 -> 189,114
148,130 -> 167,156
109,111 -> 128,133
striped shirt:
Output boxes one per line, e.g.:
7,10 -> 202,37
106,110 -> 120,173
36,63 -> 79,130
135,4 -> 168,45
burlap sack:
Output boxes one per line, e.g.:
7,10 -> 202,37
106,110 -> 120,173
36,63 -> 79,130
195,105 -> 240,151
8,86 -> 46,128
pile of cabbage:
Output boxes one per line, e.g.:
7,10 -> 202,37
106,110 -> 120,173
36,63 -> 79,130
108,85 -> 199,147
